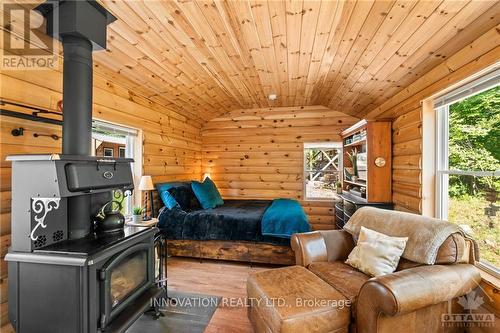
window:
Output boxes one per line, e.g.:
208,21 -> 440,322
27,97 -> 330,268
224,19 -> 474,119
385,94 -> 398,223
435,69 -> 499,274
304,142 -> 342,200
119,147 -> 126,158
103,148 -> 114,157
92,120 -> 140,215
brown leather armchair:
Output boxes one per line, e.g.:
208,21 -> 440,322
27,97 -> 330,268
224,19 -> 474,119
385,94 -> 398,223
291,229 -> 481,333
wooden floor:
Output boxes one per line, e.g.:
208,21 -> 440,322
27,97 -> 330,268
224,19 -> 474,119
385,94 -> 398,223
166,257 -> 276,333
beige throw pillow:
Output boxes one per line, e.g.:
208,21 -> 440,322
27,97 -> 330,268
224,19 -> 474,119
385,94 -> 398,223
345,226 -> 408,277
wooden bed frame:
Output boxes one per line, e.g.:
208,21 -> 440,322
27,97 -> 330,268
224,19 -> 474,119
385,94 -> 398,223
166,239 -> 295,265
151,190 -> 295,265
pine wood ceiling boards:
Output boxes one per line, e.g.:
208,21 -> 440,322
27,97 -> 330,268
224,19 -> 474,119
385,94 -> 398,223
5,1 -> 498,121
98,0 -> 500,119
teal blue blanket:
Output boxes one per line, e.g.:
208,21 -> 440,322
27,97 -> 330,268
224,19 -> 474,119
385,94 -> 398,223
261,199 -> 311,238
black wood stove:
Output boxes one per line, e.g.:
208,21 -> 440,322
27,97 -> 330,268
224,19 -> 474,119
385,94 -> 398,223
5,1 -> 160,332
6,155 -> 160,333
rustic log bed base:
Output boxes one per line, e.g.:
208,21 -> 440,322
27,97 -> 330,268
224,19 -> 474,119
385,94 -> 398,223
166,239 -> 295,265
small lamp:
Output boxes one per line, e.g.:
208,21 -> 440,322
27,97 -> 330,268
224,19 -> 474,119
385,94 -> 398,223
138,175 -> 155,220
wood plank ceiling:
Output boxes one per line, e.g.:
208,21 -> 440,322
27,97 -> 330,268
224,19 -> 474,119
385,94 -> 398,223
5,1 -> 500,122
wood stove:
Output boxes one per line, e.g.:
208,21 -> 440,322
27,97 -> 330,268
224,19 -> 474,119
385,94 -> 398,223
6,1 -> 161,332
7,155 -> 161,333
7,211 -> 158,333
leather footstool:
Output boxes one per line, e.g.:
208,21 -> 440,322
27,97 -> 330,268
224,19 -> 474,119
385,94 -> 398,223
247,266 -> 350,333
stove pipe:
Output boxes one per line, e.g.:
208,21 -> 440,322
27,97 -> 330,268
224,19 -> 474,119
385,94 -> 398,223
36,0 -> 116,239
62,36 -> 93,156
63,36 -> 93,239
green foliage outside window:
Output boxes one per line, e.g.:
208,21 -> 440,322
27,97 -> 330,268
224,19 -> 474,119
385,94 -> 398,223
447,85 -> 499,268
448,86 -> 500,197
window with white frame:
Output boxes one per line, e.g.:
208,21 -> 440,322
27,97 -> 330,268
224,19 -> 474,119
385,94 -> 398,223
435,68 -> 499,273
119,147 -> 126,158
304,142 -> 342,200
92,120 -> 140,215
103,148 -> 114,157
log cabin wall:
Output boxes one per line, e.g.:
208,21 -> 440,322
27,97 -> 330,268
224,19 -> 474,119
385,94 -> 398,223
0,66 -> 202,333
201,106 -> 358,231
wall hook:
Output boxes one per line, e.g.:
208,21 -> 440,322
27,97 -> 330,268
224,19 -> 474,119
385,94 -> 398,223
11,127 -> 24,136
33,133 -> 60,140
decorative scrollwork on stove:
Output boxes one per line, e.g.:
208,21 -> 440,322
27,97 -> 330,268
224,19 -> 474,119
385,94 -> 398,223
30,198 -> 61,241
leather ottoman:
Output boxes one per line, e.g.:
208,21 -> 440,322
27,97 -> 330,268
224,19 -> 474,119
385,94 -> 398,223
247,266 -> 350,333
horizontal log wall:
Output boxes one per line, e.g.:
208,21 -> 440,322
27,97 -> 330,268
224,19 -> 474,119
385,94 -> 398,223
201,106 -> 358,230
0,67 -> 202,331
391,107 -> 423,213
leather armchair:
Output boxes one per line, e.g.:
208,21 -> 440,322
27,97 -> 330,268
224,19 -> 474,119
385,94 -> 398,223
291,230 -> 482,333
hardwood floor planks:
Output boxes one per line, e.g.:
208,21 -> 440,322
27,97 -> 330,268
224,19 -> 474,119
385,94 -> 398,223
167,257 -> 273,333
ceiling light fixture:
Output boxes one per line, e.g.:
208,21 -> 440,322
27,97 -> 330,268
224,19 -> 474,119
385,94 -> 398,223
268,94 -> 277,101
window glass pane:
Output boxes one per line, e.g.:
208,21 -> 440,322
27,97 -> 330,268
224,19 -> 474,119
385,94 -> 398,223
448,174 -> 499,268
119,147 -> 126,158
111,190 -> 128,215
103,148 -> 114,157
92,121 -> 135,215
448,86 -> 499,172
304,146 -> 341,199
445,85 -> 500,270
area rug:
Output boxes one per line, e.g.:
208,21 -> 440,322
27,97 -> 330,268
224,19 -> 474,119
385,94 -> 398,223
126,290 -> 221,333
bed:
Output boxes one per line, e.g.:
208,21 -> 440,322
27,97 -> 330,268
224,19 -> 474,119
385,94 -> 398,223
153,181 -> 309,265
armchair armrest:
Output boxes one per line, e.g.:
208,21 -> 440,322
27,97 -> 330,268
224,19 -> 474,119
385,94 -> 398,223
291,231 -> 327,267
320,229 -> 355,262
291,230 -> 354,266
356,264 -> 481,333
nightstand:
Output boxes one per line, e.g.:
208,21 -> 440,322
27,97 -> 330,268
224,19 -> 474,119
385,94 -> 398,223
125,217 -> 158,228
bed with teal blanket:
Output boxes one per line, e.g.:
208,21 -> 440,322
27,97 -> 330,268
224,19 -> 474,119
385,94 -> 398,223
156,182 -> 311,246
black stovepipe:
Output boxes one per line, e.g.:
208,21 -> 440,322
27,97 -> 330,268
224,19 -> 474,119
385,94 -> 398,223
62,35 -> 93,239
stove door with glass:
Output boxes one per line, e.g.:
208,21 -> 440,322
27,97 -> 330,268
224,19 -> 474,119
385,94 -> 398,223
99,242 -> 154,329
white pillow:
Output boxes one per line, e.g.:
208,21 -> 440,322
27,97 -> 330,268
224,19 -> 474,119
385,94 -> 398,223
345,226 -> 408,277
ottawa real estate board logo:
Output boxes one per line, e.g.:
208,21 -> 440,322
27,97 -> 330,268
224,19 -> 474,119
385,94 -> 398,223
1,2 -> 59,70
442,282 -> 495,329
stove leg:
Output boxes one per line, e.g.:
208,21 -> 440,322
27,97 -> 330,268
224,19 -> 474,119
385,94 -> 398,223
144,303 -> 165,320
145,231 -> 177,319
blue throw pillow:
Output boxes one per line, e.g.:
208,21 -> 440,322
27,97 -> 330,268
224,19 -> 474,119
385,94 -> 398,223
157,183 -> 180,210
156,182 -> 202,211
191,177 -> 224,209
159,190 -> 180,210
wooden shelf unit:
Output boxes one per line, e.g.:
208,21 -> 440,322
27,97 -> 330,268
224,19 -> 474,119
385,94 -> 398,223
344,139 -> 366,148
344,180 -> 367,187
341,119 -> 392,203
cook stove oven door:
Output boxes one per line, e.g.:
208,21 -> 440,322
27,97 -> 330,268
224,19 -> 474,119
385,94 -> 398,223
99,242 -> 154,329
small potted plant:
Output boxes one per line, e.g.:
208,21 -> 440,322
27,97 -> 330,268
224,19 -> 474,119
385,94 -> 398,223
132,206 -> 145,223
335,181 -> 343,194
